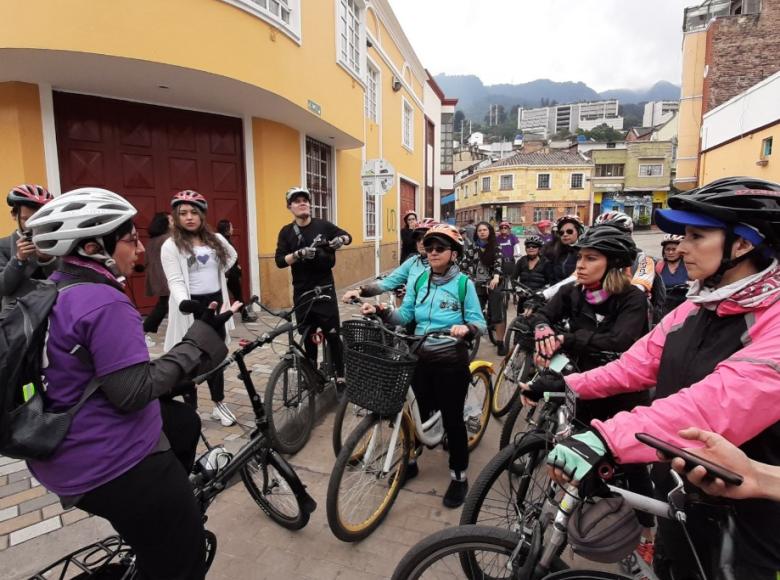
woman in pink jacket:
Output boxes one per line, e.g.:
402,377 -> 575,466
525,177 -> 780,580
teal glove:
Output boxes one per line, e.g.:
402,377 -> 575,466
547,430 -> 607,483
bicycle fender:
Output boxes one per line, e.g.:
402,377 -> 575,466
469,360 -> 494,375
267,450 -> 318,514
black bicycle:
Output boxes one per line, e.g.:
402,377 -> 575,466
30,320 -> 317,579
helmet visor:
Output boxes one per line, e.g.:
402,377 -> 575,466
656,209 -> 765,245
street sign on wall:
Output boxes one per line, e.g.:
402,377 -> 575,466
361,159 -> 396,197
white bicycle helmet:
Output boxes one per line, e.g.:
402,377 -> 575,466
661,234 -> 684,246
594,210 -> 634,233
26,187 -> 137,257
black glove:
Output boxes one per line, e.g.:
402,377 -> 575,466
294,247 -> 317,261
524,370 -> 566,402
198,304 -> 234,332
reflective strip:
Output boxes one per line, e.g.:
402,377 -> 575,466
729,357 -> 780,374
740,312 -> 756,346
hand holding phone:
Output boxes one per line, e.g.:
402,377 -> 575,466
636,432 -> 743,486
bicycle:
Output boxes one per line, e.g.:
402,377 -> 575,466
326,326 -> 494,542
394,389 -> 738,580
30,320 -> 317,579
257,284 -> 340,454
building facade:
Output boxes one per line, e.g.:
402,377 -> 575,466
454,150 -> 593,228
0,0 -> 436,308
643,101 -> 680,127
518,100 -> 623,139
676,0 -> 780,189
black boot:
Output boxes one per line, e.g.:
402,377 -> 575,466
497,340 -> 507,357
443,478 -> 468,508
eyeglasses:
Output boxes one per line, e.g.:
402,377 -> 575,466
561,229 -> 577,235
424,244 -> 450,254
118,235 -> 140,248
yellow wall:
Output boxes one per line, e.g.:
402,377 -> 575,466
0,82 -> 47,236
700,123 -> 780,184
0,0 -> 365,141
676,30 -> 707,189
624,142 -> 674,190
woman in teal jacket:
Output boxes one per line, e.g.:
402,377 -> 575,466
361,224 -> 485,508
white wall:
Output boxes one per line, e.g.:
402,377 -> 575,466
701,71 -> 780,151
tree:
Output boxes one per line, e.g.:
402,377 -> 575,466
454,110 -> 466,132
577,123 -> 625,142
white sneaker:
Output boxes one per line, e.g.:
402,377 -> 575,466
144,334 -> 156,348
212,402 -> 237,427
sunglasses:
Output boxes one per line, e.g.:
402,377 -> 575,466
561,229 -> 577,235
424,244 -> 451,254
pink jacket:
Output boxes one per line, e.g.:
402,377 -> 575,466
566,296 -> 780,464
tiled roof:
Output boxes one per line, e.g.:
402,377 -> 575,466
491,150 -> 591,168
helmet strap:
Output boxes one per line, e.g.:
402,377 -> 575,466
703,231 -> 754,288
76,238 -> 125,283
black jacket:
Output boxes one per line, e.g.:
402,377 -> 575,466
532,283 -> 650,423
513,255 -> 549,291
0,231 -> 57,316
400,228 -> 416,264
545,241 -> 578,284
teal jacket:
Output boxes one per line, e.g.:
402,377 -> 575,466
386,267 -> 486,337
361,254 -> 428,297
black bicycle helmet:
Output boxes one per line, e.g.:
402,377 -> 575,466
567,495 -> 642,564
524,235 -> 544,247
573,224 -> 637,268
556,214 -> 585,236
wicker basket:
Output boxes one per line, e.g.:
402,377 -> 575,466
341,320 -> 388,347
344,342 -> 417,416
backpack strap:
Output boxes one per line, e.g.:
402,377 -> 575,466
292,223 -> 304,249
413,270 -> 429,295
414,271 -> 470,323
458,273 -> 468,304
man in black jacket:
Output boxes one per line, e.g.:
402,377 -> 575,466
0,184 -> 56,317
275,187 -> 351,378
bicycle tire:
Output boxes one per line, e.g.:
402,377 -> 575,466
240,450 -> 310,530
491,345 -> 533,418
466,368 -> 492,451
499,395 -> 534,450
460,432 -> 553,530
542,571 -> 631,580
331,394 -> 370,457
326,413 -> 412,542
204,530 -> 218,573
264,356 -> 317,454
468,334 -> 481,361
391,524 -> 522,580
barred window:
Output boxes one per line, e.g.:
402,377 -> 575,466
305,137 -> 333,220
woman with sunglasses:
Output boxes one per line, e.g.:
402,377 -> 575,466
545,214 -> 584,283
361,224 -> 486,509
461,221 -> 508,355
538,178 -> 780,579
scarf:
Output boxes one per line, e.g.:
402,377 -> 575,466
688,259 -> 780,314
584,286 -> 610,305
420,263 -> 461,303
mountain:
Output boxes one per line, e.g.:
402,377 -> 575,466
434,74 -> 680,121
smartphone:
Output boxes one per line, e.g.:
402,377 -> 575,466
23,230 -> 33,241
548,353 -> 570,374
635,432 -> 743,486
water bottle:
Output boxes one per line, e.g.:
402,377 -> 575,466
197,446 -> 231,481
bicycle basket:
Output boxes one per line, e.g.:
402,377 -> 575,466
341,320 -> 388,347
344,342 -> 417,415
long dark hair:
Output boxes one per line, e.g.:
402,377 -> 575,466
474,221 -> 497,266
171,204 -> 230,266
217,219 -> 231,237
148,212 -> 171,238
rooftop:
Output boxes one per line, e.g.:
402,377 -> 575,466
492,150 -> 591,168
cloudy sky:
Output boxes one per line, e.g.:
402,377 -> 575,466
388,0 -> 694,91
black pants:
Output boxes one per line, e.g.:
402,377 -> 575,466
225,274 -> 246,311
142,295 -> 169,334
296,303 -> 344,377
478,288 -> 506,325
189,291 -> 226,403
412,360 -> 470,473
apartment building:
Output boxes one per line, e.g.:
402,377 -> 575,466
518,99 -> 624,138
643,101 -> 680,126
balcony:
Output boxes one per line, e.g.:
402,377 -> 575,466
683,0 -> 760,32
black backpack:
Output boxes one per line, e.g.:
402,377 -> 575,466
0,279 -> 99,460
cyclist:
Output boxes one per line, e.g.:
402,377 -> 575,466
400,210 -> 418,263
217,219 -> 258,323
496,221 -> 520,278
0,184 -> 55,316
360,224 -> 486,508
461,221 -> 507,355
275,186 -> 351,382
657,234 -> 689,313
537,178 -> 780,580
535,218 -> 555,244
527,224 -> 656,556
342,218 -> 436,303
162,190 -> 238,427
25,187 -> 239,580
544,214 -> 584,284
513,234 -> 550,294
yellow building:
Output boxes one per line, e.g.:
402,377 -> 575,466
0,0 -> 430,307
675,20 -> 707,191
455,150 -> 593,227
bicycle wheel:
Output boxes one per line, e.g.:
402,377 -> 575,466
326,413 -> 412,542
468,334 -> 481,361
460,432 -> 554,531
240,449 -> 310,530
264,356 -> 317,454
391,524 -> 521,580
499,396 -> 536,450
332,395 -> 371,457
466,368 -> 492,451
542,572 -> 631,579
491,345 -> 533,418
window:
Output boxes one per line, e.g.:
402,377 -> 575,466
537,173 -> 551,189
762,137 -> 773,157
595,164 -> 625,177
606,142 -> 616,149
365,63 -> 379,122
570,173 -> 584,189
533,207 -> 555,221
638,163 -> 664,177
305,137 -> 333,220
338,0 -> 362,76
481,176 -> 491,192
364,190 -> 377,238
500,175 -> 513,190
402,99 -> 414,150
225,0 -> 300,39
440,112 -> 454,172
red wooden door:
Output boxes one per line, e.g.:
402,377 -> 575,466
54,92 -> 248,313
400,179 -> 417,229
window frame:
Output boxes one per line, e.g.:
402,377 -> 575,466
595,164 -> 625,178
222,0 -> 301,43
365,59 -> 380,123
481,176 -> 491,193
336,0 -> 366,83
762,136 -> 773,157
638,163 -> 664,177
537,173 -> 551,190
570,173 -> 584,189
402,97 -> 414,151
499,174 -> 514,191
305,136 -> 334,221
363,188 -> 379,240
